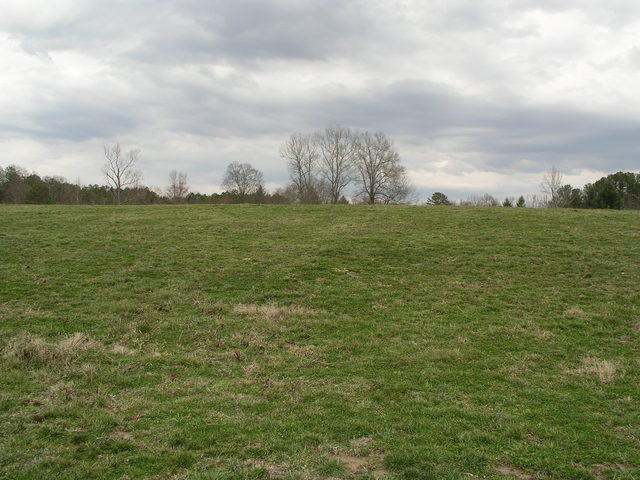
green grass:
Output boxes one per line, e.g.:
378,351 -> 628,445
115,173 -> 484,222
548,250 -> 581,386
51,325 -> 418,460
0,204 -> 638,480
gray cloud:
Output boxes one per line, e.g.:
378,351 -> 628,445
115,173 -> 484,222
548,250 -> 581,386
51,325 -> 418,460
1,0 -> 639,199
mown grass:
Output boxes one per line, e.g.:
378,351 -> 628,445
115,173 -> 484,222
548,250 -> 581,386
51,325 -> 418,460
0,204 -> 638,480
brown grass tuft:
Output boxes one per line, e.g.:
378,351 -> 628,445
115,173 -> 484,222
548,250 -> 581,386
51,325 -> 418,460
112,344 -> 136,355
4,332 -> 98,365
564,307 -> 587,317
58,333 -> 98,353
233,303 -> 321,320
286,344 -> 323,359
109,431 -> 135,442
572,357 -> 621,383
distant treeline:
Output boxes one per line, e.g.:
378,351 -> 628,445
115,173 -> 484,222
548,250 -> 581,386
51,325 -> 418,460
423,170 -> 640,210
0,165 -> 294,205
1,163 -> 639,209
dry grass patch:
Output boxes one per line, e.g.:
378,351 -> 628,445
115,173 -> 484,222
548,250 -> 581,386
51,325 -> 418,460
0,302 -> 55,321
242,362 -> 261,376
112,344 -> 137,355
233,303 -> 321,320
491,322 -> 554,341
286,344 -> 323,359
3,332 -> 99,365
571,357 -> 622,383
231,330 -> 276,351
564,307 -> 587,317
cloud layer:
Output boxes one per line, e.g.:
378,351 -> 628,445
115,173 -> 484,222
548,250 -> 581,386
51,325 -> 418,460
1,1 -> 639,199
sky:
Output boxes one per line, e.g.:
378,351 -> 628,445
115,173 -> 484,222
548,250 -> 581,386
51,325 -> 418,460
1,0 -> 639,201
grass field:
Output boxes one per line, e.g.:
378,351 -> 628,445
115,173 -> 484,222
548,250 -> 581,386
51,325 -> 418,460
1,205 -> 638,480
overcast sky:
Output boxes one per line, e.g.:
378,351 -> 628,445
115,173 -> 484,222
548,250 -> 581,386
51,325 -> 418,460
1,0 -> 639,200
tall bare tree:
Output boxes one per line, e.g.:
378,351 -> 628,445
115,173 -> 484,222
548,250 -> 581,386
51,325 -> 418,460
166,170 -> 189,203
103,144 -> 142,204
541,166 -> 564,207
75,177 -> 82,205
280,133 -> 319,203
353,131 -> 411,204
315,127 -> 356,204
222,161 -> 264,197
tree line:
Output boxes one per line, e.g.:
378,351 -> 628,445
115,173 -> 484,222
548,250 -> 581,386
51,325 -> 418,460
0,163 -> 288,205
1,134 -> 638,209
425,167 -> 640,210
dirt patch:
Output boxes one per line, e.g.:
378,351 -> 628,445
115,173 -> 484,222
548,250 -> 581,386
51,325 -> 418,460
564,307 -> 587,317
109,431 -> 135,442
524,433 -> 543,444
331,453 -> 388,478
335,454 -> 370,474
495,464 -> 535,479
592,463 -> 634,480
349,437 -> 373,449
242,459 -> 288,478
325,438 -> 388,478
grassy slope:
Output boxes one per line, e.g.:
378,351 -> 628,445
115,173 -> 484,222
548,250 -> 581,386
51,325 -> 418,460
0,205 -> 638,480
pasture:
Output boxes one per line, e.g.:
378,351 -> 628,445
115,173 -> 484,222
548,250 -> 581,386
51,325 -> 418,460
1,205 -> 638,479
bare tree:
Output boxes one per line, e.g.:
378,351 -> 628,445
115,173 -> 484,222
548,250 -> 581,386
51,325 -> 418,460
353,131 -> 411,204
461,193 -> 500,207
222,161 -> 264,197
541,166 -> 563,207
75,177 -> 82,205
103,144 -> 142,204
280,133 -> 320,203
526,194 -> 549,208
167,170 -> 189,203
315,127 -> 356,204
